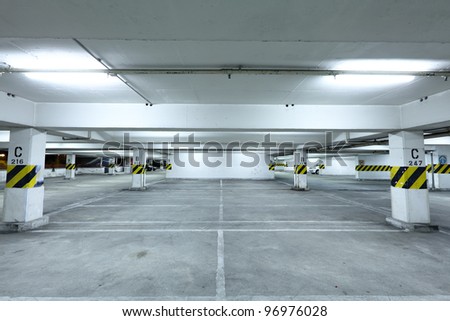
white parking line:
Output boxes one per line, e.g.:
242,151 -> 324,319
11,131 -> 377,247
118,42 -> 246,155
81,204 -> 354,208
219,180 -> 224,222
49,220 -> 380,225
321,192 -> 390,215
82,204 -> 213,207
216,230 -> 226,299
31,228 -> 403,233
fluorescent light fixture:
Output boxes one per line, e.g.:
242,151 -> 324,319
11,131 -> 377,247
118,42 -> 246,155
346,145 -> 390,151
6,51 -> 104,70
334,59 -> 439,72
0,153 -> 5,157
329,74 -> 415,87
25,72 -> 120,87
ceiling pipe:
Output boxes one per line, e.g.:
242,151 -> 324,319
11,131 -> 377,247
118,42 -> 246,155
2,66 -> 450,77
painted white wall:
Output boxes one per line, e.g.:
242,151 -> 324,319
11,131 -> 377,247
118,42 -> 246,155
320,156 -> 356,176
355,154 -> 390,180
166,151 -> 274,179
0,170 -> 5,182
44,168 -> 66,178
77,167 -> 124,174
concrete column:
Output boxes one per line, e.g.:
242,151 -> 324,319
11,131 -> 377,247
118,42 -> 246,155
355,156 -> 361,180
107,159 -> 115,175
130,149 -> 147,190
139,149 -> 147,187
65,154 -> 76,180
387,131 -> 434,231
293,150 -> 308,190
1,128 -> 48,231
124,156 -> 131,174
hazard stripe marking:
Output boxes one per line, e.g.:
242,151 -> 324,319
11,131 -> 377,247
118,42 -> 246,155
294,164 -> 307,175
6,165 -> 43,189
273,163 -> 287,167
355,165 -> 391,172
166,164 -> 173,171
390,166 -> 427,189
132,165 -> 145,175
426,164 -> 450,174
268,164 -> 275,171
65,164 -> 76,170
319,164 -> 325,169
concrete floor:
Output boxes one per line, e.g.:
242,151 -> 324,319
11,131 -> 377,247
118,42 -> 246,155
1,172 -> 450,300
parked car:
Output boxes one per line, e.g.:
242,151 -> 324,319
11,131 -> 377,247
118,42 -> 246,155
308,166 -> 320,175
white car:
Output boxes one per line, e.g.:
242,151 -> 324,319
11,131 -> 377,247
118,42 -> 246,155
308,166 -> 320,175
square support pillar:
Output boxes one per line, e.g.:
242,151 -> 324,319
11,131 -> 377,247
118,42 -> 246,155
65,154 -> 76,180
139,150 -> 148,187
107,159 -> 116,175
387,131 -> 436,231
130,149 -> 147,190
293,150 -> 308,191
123,156 -> 131,174
1,129 -> 48,231
355,156 -> 361,180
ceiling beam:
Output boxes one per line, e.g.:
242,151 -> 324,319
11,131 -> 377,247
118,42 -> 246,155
33,103 -> 401,132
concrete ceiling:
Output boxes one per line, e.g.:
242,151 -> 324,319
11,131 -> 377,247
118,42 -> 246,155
0,0 -> 450,105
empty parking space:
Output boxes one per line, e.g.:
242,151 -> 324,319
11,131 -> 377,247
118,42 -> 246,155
1,174 -> 450,300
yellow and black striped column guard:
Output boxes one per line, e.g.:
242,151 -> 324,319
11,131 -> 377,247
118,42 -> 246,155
165,163 -> 173,170
355,165 -> 391,172
65,163 -> 76,170
268,164 -> 275,171
6,165 -> 43,189
390,166 -> 427,189
132,164 -> 145,174
427,164 -> 450,174
294,164 -> 307,175
108,164 -> 115,168
319,164 -> 325,169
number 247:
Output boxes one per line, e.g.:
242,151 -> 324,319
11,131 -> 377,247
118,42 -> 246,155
409,160 -> 422,166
